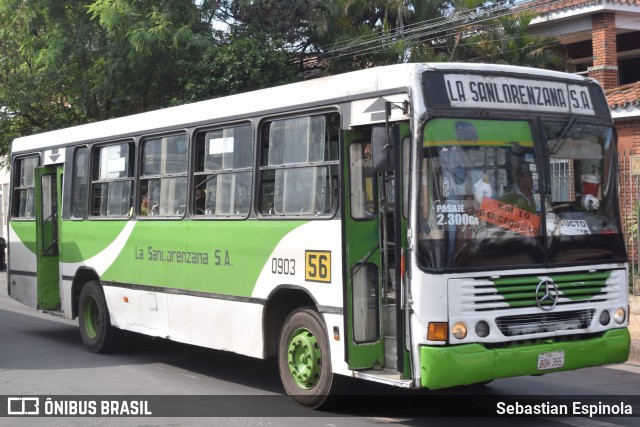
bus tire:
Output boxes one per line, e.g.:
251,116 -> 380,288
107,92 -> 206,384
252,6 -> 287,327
278,307 -> 335,409
78,281 -> 120,353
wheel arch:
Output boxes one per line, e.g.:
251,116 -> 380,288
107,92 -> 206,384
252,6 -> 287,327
71,267 -> 101,319
263,285 -> 319,358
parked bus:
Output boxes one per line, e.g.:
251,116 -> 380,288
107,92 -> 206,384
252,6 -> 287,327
8,63 -> 630,408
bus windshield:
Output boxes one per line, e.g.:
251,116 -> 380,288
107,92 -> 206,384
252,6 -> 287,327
418,118 -> 626,271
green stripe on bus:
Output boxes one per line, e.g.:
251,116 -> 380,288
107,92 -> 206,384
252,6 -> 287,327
100,220 -> 306,297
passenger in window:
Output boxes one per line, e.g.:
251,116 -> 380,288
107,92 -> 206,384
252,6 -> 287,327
195,188 -> 206,215
140,184 -> 153,216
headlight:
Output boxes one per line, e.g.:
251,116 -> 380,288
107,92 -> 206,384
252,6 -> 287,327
599,310 -> 610,326
475,321 -> 490,338
452,322 -> 467,340
613,308 -> 626,324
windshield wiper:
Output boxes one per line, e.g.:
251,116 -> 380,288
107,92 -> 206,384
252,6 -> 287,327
549,114 -> 578,155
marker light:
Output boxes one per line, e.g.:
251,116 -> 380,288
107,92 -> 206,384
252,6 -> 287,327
452,322 -> 467,340
598,310 -> 610,326
427,322 -> 448,341
475,321 -> 490,338
614,308 -> 626,324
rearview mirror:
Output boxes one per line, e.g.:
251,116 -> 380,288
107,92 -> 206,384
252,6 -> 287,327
371,126 -> 396,172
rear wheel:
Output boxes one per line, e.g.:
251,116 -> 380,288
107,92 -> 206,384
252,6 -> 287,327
278,307 -> 335,409
78,281 -> 120,353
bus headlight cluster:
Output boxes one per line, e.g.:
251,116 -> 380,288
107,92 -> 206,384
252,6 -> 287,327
451,321 -> 491,340
614,308 -> 626,324
599,310 -> 610,326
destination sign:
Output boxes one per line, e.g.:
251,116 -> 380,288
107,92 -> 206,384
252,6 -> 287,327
443,74 -> 595,115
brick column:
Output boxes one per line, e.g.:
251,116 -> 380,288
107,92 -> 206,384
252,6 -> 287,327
588,12 -> 619,90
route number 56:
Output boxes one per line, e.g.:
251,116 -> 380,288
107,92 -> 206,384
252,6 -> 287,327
305,250 -> 331,283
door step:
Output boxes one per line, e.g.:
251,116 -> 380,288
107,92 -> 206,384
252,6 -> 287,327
352,369 -> 413,388
42,309 -> 65,318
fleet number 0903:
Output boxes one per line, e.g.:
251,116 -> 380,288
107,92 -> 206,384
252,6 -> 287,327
271,258 -> 295,275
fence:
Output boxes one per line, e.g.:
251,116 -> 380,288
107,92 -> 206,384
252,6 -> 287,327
620,149 -> 640,295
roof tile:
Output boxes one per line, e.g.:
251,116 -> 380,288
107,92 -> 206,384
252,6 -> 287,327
606,81 -> 640,108
521,0 -> 640,14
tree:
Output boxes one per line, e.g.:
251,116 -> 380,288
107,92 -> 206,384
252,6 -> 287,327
178,27 -> 299,102
469,13 -> 566,69
0,0 -> 300,158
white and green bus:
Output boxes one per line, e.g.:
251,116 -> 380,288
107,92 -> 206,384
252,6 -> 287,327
8,63 -> 631,408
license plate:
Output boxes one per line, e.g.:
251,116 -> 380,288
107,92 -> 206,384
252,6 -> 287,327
537,351 -> 564,370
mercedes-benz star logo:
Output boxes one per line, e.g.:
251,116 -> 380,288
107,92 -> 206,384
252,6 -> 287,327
535,279 -> 559,311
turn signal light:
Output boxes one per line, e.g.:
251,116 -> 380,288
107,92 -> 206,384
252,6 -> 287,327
427,322 -> 448,341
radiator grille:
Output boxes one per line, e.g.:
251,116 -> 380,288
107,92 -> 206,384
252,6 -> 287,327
495,309 -> 595,336
469,271 -> 611,312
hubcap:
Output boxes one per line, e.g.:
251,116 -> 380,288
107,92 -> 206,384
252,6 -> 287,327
287,328 -> 321,389
83,297 -> 99,339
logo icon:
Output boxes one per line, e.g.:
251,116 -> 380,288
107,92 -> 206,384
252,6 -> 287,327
535,279 -> 559,311
7,397 -> 40,415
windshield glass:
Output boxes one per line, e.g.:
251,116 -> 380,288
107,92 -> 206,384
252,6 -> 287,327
418,118 -> 626,271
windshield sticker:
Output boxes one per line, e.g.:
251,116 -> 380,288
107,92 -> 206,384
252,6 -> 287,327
435,202 -> 479,227
477,197 -> 541,237
424,118 -> 533,148
556,219 -> 591,235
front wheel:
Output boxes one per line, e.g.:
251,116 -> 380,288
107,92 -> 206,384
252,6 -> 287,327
278,307 -> 335,409
78,281 -> 120,353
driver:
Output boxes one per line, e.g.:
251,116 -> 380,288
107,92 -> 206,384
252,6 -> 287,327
501,162 -> 535,213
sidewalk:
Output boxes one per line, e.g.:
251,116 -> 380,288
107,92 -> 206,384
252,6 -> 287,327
629,294 -> 640,365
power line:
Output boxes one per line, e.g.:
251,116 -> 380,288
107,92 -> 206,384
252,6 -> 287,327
302,0 -> 584,65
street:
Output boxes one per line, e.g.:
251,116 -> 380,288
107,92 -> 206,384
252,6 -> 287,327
1,272 -> 639,426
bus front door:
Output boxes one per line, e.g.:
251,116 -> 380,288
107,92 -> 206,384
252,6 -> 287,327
35,166 -> 61,310
343,130 -> 384,369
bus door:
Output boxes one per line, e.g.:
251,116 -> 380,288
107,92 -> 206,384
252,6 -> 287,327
34,165 -> 62,310
343,130 -> 384,369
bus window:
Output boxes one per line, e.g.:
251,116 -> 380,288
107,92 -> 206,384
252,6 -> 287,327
349,143 -> 375,219
140,134 -> 188,217
542,122 -> 622,262
71,147 -> 89,219
194,124 -> 253,217
259,113 -> 340,216
12,156 -> 39,218
91,142 -> 134,218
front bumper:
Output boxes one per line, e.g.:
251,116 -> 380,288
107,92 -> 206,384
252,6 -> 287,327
420,328 -> 630,389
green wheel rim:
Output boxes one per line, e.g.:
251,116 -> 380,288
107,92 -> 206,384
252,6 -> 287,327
287,327 -> 322,389
83,297 -> 99,339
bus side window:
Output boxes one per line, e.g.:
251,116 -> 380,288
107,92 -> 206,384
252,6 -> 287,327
194,124 -> 253,217
140,134 -> 188,217
259,112 -> 340,217
350,142 -> 375,219
12,156 -> 39,219
90,142 -> 134,218
71,147 -> 89,219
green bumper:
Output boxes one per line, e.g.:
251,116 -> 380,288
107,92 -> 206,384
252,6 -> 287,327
420,328 -> 631,389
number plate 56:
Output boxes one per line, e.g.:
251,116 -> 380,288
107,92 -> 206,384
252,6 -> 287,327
305,250 -> 331,283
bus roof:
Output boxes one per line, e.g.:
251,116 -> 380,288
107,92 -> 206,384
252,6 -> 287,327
11,62 -> 592,154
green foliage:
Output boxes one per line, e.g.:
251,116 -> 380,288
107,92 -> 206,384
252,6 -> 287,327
0,0 -> 300,159
178,28 -> 298,101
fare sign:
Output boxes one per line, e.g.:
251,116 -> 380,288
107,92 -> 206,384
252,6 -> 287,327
443,74 -> 595,116
478,197 -> 541,237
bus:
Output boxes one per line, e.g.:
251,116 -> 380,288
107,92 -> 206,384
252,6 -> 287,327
8,63 -> 631,408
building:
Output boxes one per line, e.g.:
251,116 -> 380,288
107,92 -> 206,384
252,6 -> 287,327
526,0 -> 640,147
524,0 -> 640,285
